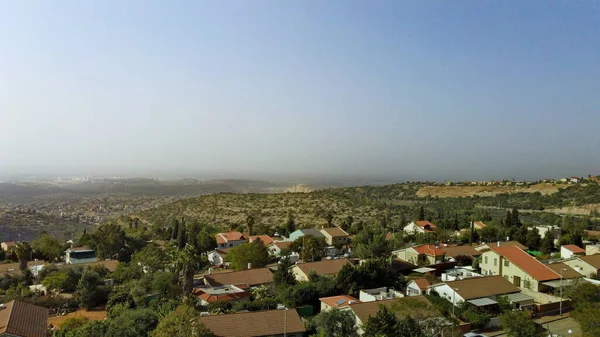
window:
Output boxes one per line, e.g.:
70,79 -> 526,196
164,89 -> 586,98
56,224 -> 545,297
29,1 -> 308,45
484,256 -> 488,264
494,258 -> 497,267
504,260 -> 509,267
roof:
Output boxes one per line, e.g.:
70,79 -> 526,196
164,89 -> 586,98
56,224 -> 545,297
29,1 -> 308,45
269,241 -> 292,250
562,245 -> 585,254
413,267 -> 436,273
68,246 -> 92,252
0,300 -> 48,337
56,260 -> 119,272
476,241 -> 527,251
411,278 -> 431,290
412,244 -> 446,256
468,298 -> 497,307
204,268 -> 274,287
193,287 -> 251,303
319,295 -> 359,308
443,275 -> 520,300
248,235 -> 274,245
546,262 -> 582,279
489,246 -> 559,281
391,258 -> 416,272
414,220 -> 437,232
473,221 -> 487,228
578,254 -> 600,269
348,296 -> 434,323
199,309 -> 305,337
440,245 -> 482,258
504,292 -> 534,304
0,261 -> 47,275
320,226 -> 349,238
216,231 -> 246,244
1,241 -> 16,248
296,228 -> 325,238
293,258 -> 352,277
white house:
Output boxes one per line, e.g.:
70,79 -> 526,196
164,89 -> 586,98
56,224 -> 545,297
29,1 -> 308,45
215,231 -> 247,249
560,245 -> 585,259
427,275 -> 524,308
406,278 -> 431,296
207,249 -> 230,266
403,221 -> 437,235
358,287 -> 404,302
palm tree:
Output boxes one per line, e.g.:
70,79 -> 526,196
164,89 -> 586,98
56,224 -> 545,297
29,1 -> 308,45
171,243 -> 198,298
15,241 -> 32,270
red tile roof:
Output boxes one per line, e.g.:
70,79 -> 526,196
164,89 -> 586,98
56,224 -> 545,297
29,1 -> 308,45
412,278 -> 431,290
193,288 -> 251,303
0,300 -> 48,337
270,241 -> 292,250
203,268 -> 274,287
414,221 -> 437,232
216,231 -> 246,244
248,235 -> 274,245
319,295 -> 360,308
412,244 -> 446,256
200,309 -> 305,337
490,246 -> 560,281
294,258 -> 353,277
474,221 -> 487,228
562,245 -> 585,254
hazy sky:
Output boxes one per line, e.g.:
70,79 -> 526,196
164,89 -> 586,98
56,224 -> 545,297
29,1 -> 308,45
1,1 -> 599,181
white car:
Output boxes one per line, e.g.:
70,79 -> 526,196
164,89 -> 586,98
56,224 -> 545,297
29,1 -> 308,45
463,333 -> 489,337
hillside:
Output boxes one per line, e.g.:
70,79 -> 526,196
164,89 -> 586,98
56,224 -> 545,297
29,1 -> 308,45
416,183 -> 564,198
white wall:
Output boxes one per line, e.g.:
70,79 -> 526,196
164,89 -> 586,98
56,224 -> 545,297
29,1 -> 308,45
561,246 -> 576,259
428,284 -> 465,306
406,282 -> 422,296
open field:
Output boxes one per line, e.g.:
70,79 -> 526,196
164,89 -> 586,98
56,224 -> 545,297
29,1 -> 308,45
48,309 -> 107,329
416,183 -> 565,198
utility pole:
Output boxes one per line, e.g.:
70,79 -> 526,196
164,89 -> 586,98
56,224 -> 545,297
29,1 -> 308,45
283,308 -> 288,337
560,268 -> 567,315
452,288 -> 459,318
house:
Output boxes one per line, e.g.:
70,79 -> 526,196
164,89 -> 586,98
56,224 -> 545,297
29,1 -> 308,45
290,258 -> 352,281
320,295 -> 360,311
570,176 -> 580,184
0,242 -> 16,253
586,244 -> 600,256
480,245 -> 560,292
533,225 -> 561,243
267,241 -> 292,256
287,228 -> 325,242
440,245 -> 482,259
545,262 -> 582,281
56,260 -> 119,273
345,296 -> 439,335
65,246 -> 97,264
192,284 -> 251,306
319,227 -> 350,246
403,221 -> 437,235
199,309 -> 306,337
441,266 -> 482,281
406,278 -> 431,296
215,231 -> 247,249
0,260 -> 46,277
427,275 -> 532,309
0,300 -> 48,337
359,287 -> 404,302
207,249 -> 231,266
560,245 -> 585,259
248,235 -> 274,246
474,241 -> 527,252
203,268 -> 274,288
563,254 -> 600,278
473,221 -> 487,230
392,245 -> 446,265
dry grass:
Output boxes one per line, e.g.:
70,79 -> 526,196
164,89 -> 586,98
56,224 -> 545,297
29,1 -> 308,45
48,309 -> 107,329
416,183 -> 564,198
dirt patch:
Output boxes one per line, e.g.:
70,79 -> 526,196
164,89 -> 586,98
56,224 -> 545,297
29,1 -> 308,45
544,203 -> 600,216
416,183 -> 564,198
48,309 -> 107,329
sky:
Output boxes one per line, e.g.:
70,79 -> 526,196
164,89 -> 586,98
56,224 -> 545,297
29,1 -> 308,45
1,1 -> 599,182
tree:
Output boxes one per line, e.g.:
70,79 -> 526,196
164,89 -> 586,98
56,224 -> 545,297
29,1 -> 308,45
513,226 -> 528,246
454,255 -> 473,267
335,263 -> 359,295
152,305 -> 215,337
283,212 -> 296,237
352,229 -> 391,259
273,256 -> 296,288
32,233 -> 64,261
75,269 -> 104,309
540,230 -> 555,255
105,308 -> 159,337
130,243 -> 168,274
572,303 -> 600,337
418,206 -> 425,221
362,305 -> 400,337
91,222 -> 127,260
227,240 -> 269,270
312,309 -> 359,337
195,229 -> 217,254
42,271 -> 68,293
499,310 -> 544,337
302,236 -> 327,262
171,244 -> 198,296
177,221 -> 188,250
504,210 -> 512,228
171,218 -> 180,241
14,241 -> 32,270
341,215 -> 353,232
325,213 -> 334,228
246,214 -> 255,236
511,207 -> 521,227
526,227 -> 541,251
